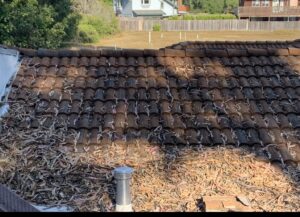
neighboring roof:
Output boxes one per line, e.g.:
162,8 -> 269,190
2,40 -> 300,166
133,10 -> 165,16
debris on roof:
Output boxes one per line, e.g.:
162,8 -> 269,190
0,41 -> 300,211
6,43 -> 300,164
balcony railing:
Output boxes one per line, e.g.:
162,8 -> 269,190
238,6 -> 300,17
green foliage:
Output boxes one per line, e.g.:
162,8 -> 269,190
0,0 -> 119,47
190,0 -> 238,14
74,0 -> 119,44
0,0 -> 80,49
102,0 -> 113,7
78,23 -> 100,43
77,15 -> 119,43
152,24 -> 161,32
168,13 -> 236,20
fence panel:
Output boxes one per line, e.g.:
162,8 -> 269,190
119,18 -> 300,31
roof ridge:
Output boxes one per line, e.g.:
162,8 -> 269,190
1,40 -> 300,58
19,47 -> 300,58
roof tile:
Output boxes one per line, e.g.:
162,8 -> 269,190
6,40 -> 300,164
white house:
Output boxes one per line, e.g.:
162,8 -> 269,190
113,0 -> 180,17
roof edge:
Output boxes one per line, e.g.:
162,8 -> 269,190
0,47 -> 19,57
1,40 -> 300,58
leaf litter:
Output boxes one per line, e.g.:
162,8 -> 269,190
0,101 -> 299,212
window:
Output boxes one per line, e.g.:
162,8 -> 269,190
252,0 -> 261,6
141,0 -> 150,5
261,0 -> 270,6
161,2 -> 164,9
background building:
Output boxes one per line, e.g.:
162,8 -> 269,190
113,0 -> 190,18
238,0 -> 300,21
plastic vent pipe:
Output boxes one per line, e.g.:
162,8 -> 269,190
113,166 -> 134,212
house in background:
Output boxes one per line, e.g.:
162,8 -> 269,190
113,0 -> 190,18
178,0 -> 191,14
238,0 -> 300,21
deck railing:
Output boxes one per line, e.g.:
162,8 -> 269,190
238,6 -> 300,17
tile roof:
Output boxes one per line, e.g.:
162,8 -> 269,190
167,40 -> 300,50
3,41 -> 300,165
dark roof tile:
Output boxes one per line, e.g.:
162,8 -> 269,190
258,128 -> 273,145
165,48 -> 185,57
266,145 -> 282,162
7,41 -> 300,164
186,49 -> 205,57
288,48 -> 300,56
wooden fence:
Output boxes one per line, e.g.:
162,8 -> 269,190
119,18 -> 300,31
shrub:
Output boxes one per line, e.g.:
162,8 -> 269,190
190,0 -> 238,14
76,15 -> 119,43
0,0 -> 79,49
74,0 -> 119,44
152,24 -> 161,32
78,23 -> 100,43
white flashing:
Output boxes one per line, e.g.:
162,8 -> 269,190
32,205 -> 74,212
116,204 -> 133,212
0,104 -> 9,117
0,48 -> 19,56
0,48 -> 21,117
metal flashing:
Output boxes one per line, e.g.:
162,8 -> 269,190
0,48 -> 21,117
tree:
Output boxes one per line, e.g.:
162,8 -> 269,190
0,0 -> 80,49
190,0 -> 238,13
